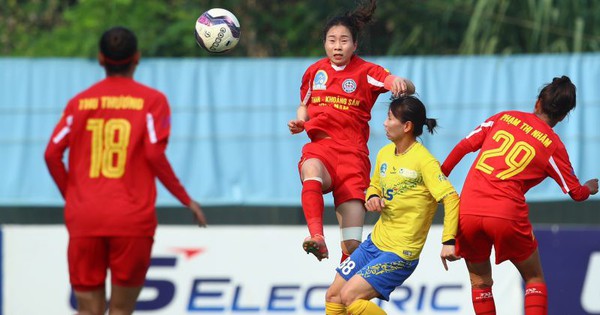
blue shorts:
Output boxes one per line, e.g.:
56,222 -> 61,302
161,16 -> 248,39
336,235 -> 418,301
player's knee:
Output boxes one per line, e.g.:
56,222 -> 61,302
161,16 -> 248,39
301,159 -> 326,178
524,276 -> 545,285
339,286 -> 358,307
74,292 -> 106,315
342,239 -> 360,254
325,286 -> 341,303
470,277 -> 493,289
340,227 -> 363,254
108,303 -> 136,315
76,305 -> 105,315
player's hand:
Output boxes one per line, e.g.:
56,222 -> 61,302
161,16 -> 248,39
390,77 -> 415,98
188,200 -> 207,227
584,178 -> 599,195
365,196 -> 385,213
288,119 -> 305,134
440,245 -> 461,271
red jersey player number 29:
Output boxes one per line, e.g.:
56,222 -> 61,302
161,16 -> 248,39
475,130 -> 536,180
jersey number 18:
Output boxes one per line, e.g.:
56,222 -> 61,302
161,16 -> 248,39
86,118 -> 131,179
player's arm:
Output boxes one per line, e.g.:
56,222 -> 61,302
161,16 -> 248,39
145,141 -> 189,205
289,67 -> 314,134
364,150 -> 385,212
422,159 -> 461,269
384,75 -> 415,97
441,116 -> 498,176
288,103 -> 308,134
145,137 -> 207,227
44,112 -> 72,198
581,179 -> 599,196
439,192 -> 461,270
146,97 -> 207,226
441,139 -> 473,176
547,147 -> 599,201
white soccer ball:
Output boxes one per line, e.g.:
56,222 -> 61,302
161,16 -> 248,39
194,8 -> 240,53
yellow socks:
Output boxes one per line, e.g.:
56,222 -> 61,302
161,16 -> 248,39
325,302 -> 346,315
347,299 -> 386,315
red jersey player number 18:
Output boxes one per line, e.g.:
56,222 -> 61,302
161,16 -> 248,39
44,26 -> 207,315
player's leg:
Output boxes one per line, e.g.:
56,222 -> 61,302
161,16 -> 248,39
108,285 -> 143,315
300,157 -> 332,260
342,276 -> 384,315
465,260 -> 496,315
73,289 -> 107,315
107,236 -> 153,314
513,249 -> 547,315
332,146 -> 370,262
325,273 -> 348,315
342,249 -> 417,315
335,200 -> 365,262
326,237 -> 371,315
69,237 -> 109,315
457,215 -> 496,315
494,218 -> 545,315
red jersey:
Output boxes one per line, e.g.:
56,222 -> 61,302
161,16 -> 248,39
448,110 -> 586,221
45,77 -> 191,237
300,55 -> 390,155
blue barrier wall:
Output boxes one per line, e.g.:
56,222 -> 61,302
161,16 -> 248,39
536,227 -> 600,315
1,54 -> 599,206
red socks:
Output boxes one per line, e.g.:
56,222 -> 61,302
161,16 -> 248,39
302,179 -> 324,237
472,288 -> 496,315
471,283 -> 547,315
525,283 -> 547,315
341,252 -> 349,263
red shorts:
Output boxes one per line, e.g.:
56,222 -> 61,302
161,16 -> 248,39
299,138 -> 370,207
68,236 -> 154,291
456,215 -> 537,264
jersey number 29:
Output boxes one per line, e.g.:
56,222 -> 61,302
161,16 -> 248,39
475,130 -> 536,180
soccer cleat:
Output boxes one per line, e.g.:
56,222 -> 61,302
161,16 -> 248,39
302,234 -> 329,261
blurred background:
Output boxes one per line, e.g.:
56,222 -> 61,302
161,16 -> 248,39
1,1 -> 599,314
2,0 -> 599,224
3,0 -> 600,58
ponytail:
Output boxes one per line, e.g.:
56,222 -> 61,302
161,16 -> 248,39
322,0 -> 377,42
424,118 -> 438,134
537,75 -> 576,123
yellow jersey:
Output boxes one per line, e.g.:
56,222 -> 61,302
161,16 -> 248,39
366,142 -> 458,260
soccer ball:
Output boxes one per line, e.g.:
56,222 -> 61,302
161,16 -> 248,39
194,8 -> 240,53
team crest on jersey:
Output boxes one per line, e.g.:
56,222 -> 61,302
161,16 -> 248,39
380,163 -> 388,177
313,70 -> 328,90
342,79 -> 357,93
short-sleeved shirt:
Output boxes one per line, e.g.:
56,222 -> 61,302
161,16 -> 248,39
300,55 -> 390,155
460,110 -> 583,221
366,142 -> 457,260
45,77 -> 190,237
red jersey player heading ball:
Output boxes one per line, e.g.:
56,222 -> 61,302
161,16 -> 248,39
442,75 -> 598,315
44,26 -> 207,315
287,0 -> 415,263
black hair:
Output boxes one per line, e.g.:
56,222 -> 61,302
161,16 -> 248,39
389,95 -> 437,137
99,26 -> 138,74
322,0 -> 377,43
537,75 -> 576,123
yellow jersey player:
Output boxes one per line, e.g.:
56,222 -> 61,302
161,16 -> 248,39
324,95 -> 461,315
